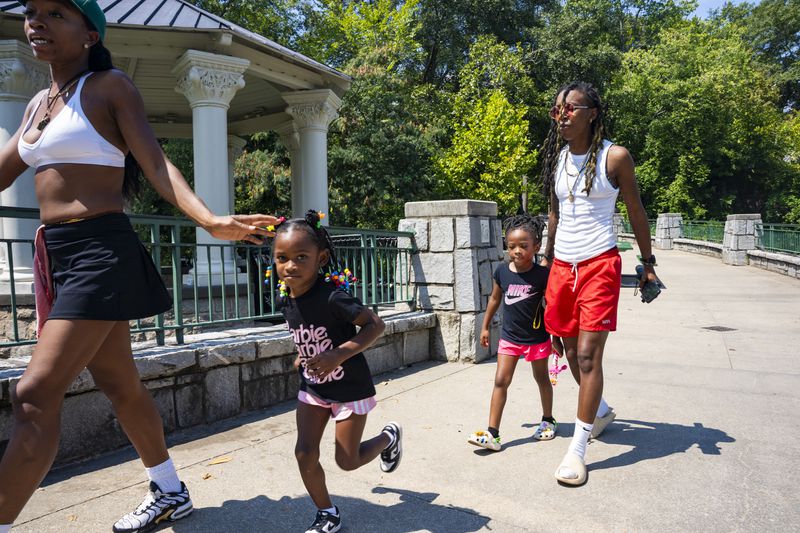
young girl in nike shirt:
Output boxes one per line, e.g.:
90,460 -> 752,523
468,214 -> 557,451
274,211 -> 402,533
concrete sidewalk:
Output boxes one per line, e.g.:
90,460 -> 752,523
13,248 -> 800,532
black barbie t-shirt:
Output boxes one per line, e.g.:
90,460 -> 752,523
493,263 -> 550,345
280,277 -> 376,402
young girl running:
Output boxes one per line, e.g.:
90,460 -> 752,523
468,214 -> 557,451
274,211 -> 402,533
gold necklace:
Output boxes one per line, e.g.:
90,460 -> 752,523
37,71 -> 87,131
564,151 -> 589,203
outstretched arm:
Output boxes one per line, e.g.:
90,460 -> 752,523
106,72 -> 280,243
609,145 -> 657,285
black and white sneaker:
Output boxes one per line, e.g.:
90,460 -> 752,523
305,506 -> 341,533
380,422 -> 403,473
112,481 -> 193,533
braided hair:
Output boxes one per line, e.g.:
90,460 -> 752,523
539,81 -> 608,201
502,213 -> 546,244
274,210 -> 340,271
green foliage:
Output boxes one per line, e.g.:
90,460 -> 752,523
192,0 -> 303,46
436,90 -> 537,214
608,20 -> 795,219
233,132 -> 293,217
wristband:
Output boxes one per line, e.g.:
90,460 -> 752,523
637,254 -> 657,266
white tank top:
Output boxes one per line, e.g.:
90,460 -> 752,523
554,139 -> 619,263
18,72 -> 126,169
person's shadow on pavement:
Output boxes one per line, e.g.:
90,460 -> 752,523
588,419 -> 735,471
169,486 -> 491,533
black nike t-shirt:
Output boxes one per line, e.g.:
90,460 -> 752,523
493,262 -> 550,345
280,276 -> 376,402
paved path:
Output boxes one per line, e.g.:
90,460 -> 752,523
12,248 -> 800,532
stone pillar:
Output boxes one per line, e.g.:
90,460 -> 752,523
398,200 -> 503,363
722,214 -> 761,266
0,41 -> 49,292
274,120 -> 303,218
227,135 -> 247,215
612,213 -> 626,236
282,90 -> 341,224
173,50 -> 249,283
655,213 -> 683,250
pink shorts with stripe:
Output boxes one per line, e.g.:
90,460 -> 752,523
298,390 -> 377,421
497,338 -> 552,362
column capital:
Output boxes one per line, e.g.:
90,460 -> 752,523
0,40 -> 49,101
274,120 -> 300,152
282,89 -> 341,132
173,50 -> 249,109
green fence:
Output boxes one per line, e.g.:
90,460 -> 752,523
0,207 -> 415,348
757,223 -> 800,255
680,220 -> 725,243
618,218 -> 656,235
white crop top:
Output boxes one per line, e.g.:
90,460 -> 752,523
554,140 -> 619,263
18,72 -> 126,169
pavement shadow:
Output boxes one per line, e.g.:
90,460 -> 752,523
169,486 -> 491,533
588,418 -> 735,471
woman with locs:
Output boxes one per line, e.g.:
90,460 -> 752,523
539,81 -> 659,486
0,1 -> 280,531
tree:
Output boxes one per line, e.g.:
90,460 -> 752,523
608,20 -> 797,220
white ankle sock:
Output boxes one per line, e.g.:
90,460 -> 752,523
146,457 -> 181,494
322,506 -> 338,516
0,524 -> 12,532
567,419 -> 593,460
597,398 -> 611,418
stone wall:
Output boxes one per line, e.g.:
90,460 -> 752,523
0,311 -> 435,464
655,213 -> 683,250
673,239 -> 723,258
398,200 -> 503,363
747,249 -> 800,279
722,214 -> 762,266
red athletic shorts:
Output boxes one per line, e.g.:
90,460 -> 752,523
544,247 -> 621,338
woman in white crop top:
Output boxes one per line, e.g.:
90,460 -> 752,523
0,2 -> 281,530
538,82 -> 659,486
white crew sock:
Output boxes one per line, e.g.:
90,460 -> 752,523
0,524 -> 12,532
597,398 -> 611,418
322,506 -> 338,516
146,457 -> 181,494
567,418 -> 594,460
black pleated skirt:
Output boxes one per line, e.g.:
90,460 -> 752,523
44,213 -> 172,320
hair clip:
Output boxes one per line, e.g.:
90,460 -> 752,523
266,216 -> 286,233
325,268 -> 357,291
278,279 -> 288,297
316,212 -> 325,228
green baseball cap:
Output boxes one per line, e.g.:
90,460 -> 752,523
19,0 -> 107,41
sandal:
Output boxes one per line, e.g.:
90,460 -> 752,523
467,430 -> 502,451
532,420 -> 557,441
591,408 -> 616,439
555,452 -> 587,485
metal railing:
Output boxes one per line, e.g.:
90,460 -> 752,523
756,223 -> 800,255
680,220 -> 725,243
618,218 -> 656,235
0,207 -> 415,348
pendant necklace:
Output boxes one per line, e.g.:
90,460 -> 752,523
564,150 -> 589,203
37,70 -> 88,131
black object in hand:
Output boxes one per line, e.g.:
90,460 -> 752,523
635,264 -> 662,303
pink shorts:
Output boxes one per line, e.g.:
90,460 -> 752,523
298,390 -> 377,421
497,338 -> 552,361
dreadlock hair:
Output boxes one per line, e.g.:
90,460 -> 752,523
502,213 -> 546,245
81,13 -> 142,202
539,81 -> 608,201
274,210 -> 340,272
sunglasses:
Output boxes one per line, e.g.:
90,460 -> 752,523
549,102 -> 593,120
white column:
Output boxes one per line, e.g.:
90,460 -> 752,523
227,135 -> 247,215
173,50 -> 249,284
282,90 -> 341,225
0,41 -> 49,292
274,120 -> 303,218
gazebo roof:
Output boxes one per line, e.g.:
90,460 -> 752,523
0,0 -> 350,137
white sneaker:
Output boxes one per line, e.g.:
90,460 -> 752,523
112,481 -> 193,533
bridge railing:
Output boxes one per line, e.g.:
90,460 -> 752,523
680,220 -> 725,243
756,223 -> 800,255
0,207 -> 415,348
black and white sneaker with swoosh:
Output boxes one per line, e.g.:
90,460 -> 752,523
112,481 -> 193,533
380,422 -> 403,473
305,506 -> 341,533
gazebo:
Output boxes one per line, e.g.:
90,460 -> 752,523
0,0 -> 351,285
